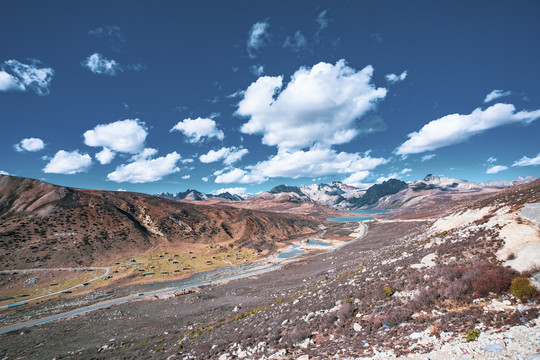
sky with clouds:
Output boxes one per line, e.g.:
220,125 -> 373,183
1,0 -> 539,194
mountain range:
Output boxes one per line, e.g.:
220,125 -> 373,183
155,175 -> 536,210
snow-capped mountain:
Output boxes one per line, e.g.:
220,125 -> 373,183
155,176 -> 536,210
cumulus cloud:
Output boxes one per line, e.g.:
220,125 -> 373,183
237,60 -> 387,151
181,175 -> 191,180
43,150 -> 92,174
396,103 -> 540,155
82,53 -> 122,76
14,137 -> 45,152
199,146 -> 249,165
170,117 -> 224,143
283,31 -> 308,52
0,59 -> 54,95
0,71 -> 25,92
421,154 -> 436,162
486,165 -> 508,174
130,148 -> 158,161
247,20 -> 269,58
202,177 -> 209,182
84,119 -> 148,158
107,151 -> 181,183
512,153 -> 540,167
487,156 -> 497,163
0,170 -> 10,175
484,89 -> 512,103
385,70 -> 408,84
215,148 -> 386,184
95,147 -> 116,164
212,187 -> 248,195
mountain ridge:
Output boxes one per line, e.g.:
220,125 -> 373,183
0,175 -> 321,269
155,175 -> 536,210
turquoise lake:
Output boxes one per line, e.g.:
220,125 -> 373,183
277,245 -> 305,259
306,240 -> 332,246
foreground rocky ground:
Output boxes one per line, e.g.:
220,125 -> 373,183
1,181 -> 539,359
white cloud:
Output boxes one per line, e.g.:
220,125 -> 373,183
107,152 -> 181,183
215,148 -> 386,184
401,168 -> 412,174
0,71 -> 24,92
512,153 -> 540,167
199,146 -> 249,165
484,89 -> 512,103
14,137 -> 45,152
43,150 -> 92,174
95,147 -> 116,164
0,170 -> 10,175
181,175 -> 191,180
84,119 -> 147,154
487,156 -> 497,163
283,31 -> 308,52
130,148 -> 158,161
237,60 -> 387,151
247,20 -> 269,58
421,154 -> 436,162
342,171 -> 370,187
250,64 -> 264,77
385,70 -> 408,84
181,158 -> 194,164
486,165 -> 508,174
202,177 -> 209,182
396,103 -> 540,155
82,53 -> 122,76
1,59 -> 54,95
170,117 -> 224,143
213,187 -> 248,195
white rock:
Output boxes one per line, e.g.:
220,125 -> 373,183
354,323 -> 362,332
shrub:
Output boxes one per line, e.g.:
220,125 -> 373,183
465,329 -> 480,342
382,286 -> 394,297
472,269 -> 513,298
510,277 -> 539,301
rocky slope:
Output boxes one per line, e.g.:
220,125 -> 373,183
0,175 -> 321,269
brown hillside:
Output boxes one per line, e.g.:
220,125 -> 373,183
0,175 -> 320,269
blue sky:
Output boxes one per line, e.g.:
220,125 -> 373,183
1,0 -> 539,195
